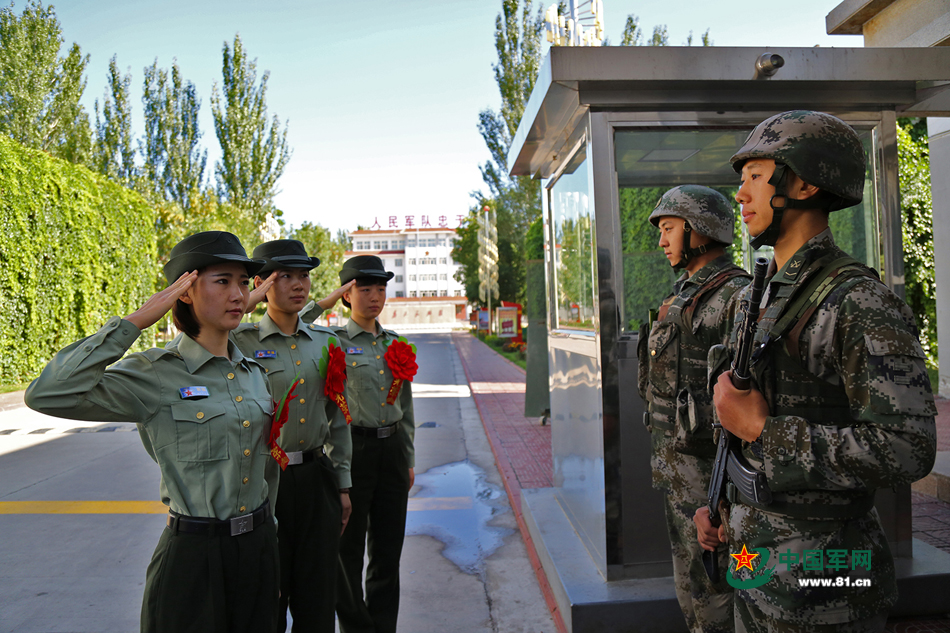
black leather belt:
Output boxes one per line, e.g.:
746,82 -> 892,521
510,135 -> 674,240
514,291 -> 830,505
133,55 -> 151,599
167,500 -> 270,537
351,422 -> 397,439
285,446 -> 327,466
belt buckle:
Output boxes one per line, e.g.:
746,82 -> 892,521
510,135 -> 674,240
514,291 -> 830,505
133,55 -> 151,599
286,451 -> 304,466
377,426 -> 394,439
230,512 -> 254,536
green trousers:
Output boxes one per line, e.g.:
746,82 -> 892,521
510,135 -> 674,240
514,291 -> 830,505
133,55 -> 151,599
735,598 -> 887,633
141,514 -> 279,633
337,432 -> 410,633
277,453 -> 343,633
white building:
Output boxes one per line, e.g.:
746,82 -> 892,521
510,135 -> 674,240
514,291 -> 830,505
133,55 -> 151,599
346,222 -> 469,328
348,227 -> 465,299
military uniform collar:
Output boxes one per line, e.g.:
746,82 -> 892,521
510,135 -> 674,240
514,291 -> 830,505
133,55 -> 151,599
346,318 -> 384,339
770,228 -> 837,285
256,312 -> 314,342
169,333 -> 250,373
681,254 -> 736,288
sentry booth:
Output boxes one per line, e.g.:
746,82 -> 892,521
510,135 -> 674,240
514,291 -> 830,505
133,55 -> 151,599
507,46 -> 950,632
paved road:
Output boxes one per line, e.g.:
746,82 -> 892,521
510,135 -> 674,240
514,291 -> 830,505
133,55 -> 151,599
0,332 -> 555,633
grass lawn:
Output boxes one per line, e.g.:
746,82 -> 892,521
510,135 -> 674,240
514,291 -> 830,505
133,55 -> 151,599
472,331 -> 527,370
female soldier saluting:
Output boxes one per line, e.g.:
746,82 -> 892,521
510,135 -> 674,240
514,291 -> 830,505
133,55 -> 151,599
25,231 -> 280,633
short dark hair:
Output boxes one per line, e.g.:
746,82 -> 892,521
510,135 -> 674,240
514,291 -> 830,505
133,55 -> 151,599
172,299 -> 201,338
342,277 -> 388,309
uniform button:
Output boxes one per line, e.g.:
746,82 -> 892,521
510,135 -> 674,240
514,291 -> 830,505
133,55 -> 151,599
299,379 -> 305,385
380,386 -> 385,391
372,342 -> 377,346
352,362 -> 357,367
379,370 -> 384,375
122,329 -> 128,335
381,402 -> 386,406
376,355 -> 381,359
243,477 -> 249,484
309,324 -> 315,329
291,344 -> 297,350
299,398 -> 305,404
240,506 -> 246,512
381,420 -> 385,424
196,412 -> 204,419
777,447 -> 786,455
227,373 -> 235,380
299,440 -> 304,445
300,418 -> 306,424
265,368 -> 269,373
244,449 -> 250,456
235,396 -> 243,402
296,360 -> 301,366
243,420 -> 250,427
651,350 -> 656,356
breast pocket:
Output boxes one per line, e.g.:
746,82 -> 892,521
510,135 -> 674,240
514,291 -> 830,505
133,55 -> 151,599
171,402 -> 229,462
346,354 -> 373,393
255,398 -> 277,455
647,321 -> 679,399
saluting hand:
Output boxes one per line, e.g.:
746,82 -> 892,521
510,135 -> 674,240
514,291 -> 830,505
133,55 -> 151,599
317,280 -> 356,310
246,271 -> 279,313
125,271 -> 198,331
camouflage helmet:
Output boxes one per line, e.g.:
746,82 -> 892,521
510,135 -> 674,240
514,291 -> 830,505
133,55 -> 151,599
649,185 -> 735,245
730,110 -> 865,211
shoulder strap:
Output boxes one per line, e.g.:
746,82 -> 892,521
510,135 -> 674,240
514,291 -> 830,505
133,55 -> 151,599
681,267 -> 751,328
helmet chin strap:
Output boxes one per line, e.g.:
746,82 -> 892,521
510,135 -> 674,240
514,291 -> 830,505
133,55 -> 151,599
750,163 -> 828,249
674,221 -> 713,269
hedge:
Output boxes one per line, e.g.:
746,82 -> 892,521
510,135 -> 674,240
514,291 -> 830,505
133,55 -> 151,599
0,135 -> 157,385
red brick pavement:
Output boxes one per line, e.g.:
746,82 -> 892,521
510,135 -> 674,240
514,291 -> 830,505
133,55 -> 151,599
451,332 -> 950,632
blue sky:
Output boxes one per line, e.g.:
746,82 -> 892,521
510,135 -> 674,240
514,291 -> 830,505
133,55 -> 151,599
30,1 -> 862,235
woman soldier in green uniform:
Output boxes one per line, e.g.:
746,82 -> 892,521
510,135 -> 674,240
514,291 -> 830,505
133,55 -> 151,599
25,231 -> 280,633
302,255 -> 416,633
233,239 -> 353,633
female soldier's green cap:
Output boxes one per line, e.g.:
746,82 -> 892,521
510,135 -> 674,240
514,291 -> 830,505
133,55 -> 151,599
163,231 -> 265,283
252,239 -> 320,277
339,255 -> 395,284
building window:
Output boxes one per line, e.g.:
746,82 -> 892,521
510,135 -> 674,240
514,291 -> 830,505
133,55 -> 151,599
373,240 -> 388,250
439,274 -> 447,280
395,291 -> 404,298
393,241 -> 404,250
439,258 -> 447,264
408,258 -> 416,265
440,290 -> 448,297
406,239 -> 416,247
395,275 -> 403,283
408,275 -> 416,281
454,290 -> 462,296
395,258 -> 403,267
409,291 -> 417,298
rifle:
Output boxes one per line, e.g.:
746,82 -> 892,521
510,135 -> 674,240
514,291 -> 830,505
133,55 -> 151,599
702,256 -> 769,583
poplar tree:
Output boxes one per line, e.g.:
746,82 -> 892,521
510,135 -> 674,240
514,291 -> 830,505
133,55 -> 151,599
142,59 -> 207,209
211,34 -> 290,218
93,56 -> 135,183
0,1 -> 91,163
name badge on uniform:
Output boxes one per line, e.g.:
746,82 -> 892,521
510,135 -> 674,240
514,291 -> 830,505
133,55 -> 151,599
179,386 -> 209,399
255,350 -> 277,358
347,347 -> 364,355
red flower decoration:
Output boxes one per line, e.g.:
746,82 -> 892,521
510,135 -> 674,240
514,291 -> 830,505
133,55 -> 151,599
324,344 -> 347,397
385,339 -> 418,382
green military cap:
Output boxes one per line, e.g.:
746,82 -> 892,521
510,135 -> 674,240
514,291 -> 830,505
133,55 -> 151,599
253,239 -> 320,277
339,255 -> 395,284
164,231 -> 264,283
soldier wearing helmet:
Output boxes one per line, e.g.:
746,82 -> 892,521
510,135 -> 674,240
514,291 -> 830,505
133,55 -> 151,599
695,111 -> 936,632
638,185 -> 750,633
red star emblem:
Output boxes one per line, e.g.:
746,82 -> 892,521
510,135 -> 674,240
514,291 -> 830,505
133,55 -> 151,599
731,544 -> 759,572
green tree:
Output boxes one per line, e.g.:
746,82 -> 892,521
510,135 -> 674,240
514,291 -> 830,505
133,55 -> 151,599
621,15 -> 711,47
0,1 -> 91,163
470,0 -> 544,305
93,56 -> 135,183
142,59 -> 207,209
451,209 -> 482,303
211,34 -> 291,217
289,222 -> 346,304
897,119 -> 936,366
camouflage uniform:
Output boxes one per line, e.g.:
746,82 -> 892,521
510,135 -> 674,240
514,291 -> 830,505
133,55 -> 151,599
639,185 -> 749,633
719,112 -> 937,631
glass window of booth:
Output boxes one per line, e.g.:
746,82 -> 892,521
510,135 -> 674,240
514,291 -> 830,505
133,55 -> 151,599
614,125 -> 880,334
548,144 -> 596,332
